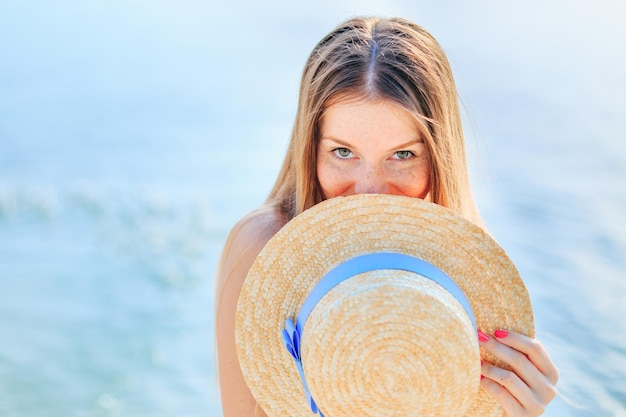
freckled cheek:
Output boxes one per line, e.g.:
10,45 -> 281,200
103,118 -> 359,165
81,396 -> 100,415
316,158 -> 353,198
393,163 -> 431,198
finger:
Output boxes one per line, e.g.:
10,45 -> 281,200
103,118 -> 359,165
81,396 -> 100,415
480,369 -> 547,417
478,330 -> 540,387
480,372 -> 524,417
493,330 -> 560,385
481,360 -> 539,415
479,331 -> 558,406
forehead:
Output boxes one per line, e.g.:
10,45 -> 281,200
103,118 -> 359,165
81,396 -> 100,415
319,96 -> 420,137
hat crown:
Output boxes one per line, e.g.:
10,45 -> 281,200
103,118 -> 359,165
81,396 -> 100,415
303,270 -> 480,416
283,252 -> 480,416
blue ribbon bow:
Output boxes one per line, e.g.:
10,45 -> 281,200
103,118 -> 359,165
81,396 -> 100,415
281,317 -> 323,415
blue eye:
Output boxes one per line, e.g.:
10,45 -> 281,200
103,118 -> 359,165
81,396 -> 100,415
333,148 -> 353,158
393,150 -> 414,160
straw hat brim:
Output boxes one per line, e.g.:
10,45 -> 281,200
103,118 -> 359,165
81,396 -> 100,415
236,194 -> 534,417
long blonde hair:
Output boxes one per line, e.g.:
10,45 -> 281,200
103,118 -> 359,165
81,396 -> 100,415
267,16 -> 481,224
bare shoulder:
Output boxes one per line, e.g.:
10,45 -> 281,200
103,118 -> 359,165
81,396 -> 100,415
215,205 -> 287,417
216,205 -> 287,297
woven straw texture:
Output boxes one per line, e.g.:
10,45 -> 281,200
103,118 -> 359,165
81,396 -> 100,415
235,194 -> 534,417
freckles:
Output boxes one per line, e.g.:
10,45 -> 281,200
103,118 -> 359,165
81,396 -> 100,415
317,158 -> 352,197
394,161 -> 430,197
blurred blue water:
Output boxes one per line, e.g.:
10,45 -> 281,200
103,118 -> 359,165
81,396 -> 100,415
1,1 -> 625,416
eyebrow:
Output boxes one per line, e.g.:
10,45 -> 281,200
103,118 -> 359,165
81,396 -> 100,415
318,136 -> 423,148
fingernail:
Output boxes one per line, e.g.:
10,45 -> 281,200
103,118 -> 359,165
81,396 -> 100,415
494,330 -> 509,338
477,331 -> 489,342
480,375 -> 484,380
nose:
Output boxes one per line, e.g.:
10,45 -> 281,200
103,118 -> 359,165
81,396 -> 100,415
354,164 -> 389,195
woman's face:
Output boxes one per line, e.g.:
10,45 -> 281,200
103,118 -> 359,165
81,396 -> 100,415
316,97 -> 431,200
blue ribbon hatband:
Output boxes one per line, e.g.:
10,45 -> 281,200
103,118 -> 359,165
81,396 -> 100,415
280,252 -> 476,416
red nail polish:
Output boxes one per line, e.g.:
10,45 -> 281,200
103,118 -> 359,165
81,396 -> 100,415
480,375 -> 484,380
494,330 -> 508,338
477,331 -> 489,342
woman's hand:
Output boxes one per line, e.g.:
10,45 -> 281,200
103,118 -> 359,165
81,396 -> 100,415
478,330 -> 559,417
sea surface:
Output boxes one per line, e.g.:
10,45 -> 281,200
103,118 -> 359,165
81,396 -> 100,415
1,1 -> 625,416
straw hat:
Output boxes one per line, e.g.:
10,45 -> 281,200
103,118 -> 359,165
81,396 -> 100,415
235,194 -> 534,417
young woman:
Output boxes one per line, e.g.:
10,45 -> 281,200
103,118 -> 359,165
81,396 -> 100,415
215,16 -> 558,417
